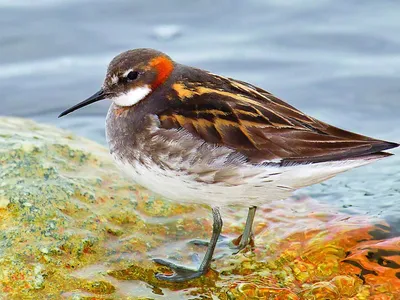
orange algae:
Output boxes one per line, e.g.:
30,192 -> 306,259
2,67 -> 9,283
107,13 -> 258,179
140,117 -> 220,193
0,117 -> 399,299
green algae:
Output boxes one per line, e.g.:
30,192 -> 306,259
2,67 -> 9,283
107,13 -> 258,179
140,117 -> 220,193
0,117 -> 399,299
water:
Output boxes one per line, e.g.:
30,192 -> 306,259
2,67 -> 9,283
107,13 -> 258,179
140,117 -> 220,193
1,0 -> 400,278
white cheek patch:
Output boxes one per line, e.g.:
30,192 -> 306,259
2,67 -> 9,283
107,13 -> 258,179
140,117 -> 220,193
113,85 -> 152,107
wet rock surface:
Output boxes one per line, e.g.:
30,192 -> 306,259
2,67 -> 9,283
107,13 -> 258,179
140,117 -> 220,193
0,117 -> 399,299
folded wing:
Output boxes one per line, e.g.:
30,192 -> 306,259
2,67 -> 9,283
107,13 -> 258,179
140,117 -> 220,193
158,71 -> 398,165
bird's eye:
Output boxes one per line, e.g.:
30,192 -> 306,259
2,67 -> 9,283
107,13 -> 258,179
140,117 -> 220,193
126,71 -> 139,81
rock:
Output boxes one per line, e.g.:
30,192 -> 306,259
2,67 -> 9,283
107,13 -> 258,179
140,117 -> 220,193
0,117 -> 399,299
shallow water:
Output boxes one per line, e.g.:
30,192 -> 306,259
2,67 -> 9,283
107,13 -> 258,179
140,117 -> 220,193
1,0 -> 399,255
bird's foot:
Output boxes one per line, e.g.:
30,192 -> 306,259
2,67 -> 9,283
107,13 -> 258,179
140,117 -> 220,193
154,207 -> 223,282
153,258 -> 207,282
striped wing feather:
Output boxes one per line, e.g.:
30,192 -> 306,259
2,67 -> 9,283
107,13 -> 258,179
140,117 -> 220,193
158,72 -> 397,164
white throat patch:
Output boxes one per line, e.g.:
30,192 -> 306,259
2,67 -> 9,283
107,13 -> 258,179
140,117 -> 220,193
113,85 -> 152,107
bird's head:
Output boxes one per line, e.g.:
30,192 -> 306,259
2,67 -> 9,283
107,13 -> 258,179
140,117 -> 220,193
59,48 -> 174,117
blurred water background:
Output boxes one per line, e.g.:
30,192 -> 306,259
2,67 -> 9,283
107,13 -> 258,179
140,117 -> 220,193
1,0 -> 399,227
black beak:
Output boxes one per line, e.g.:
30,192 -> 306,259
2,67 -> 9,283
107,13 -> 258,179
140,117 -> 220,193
58,89 -> 107,118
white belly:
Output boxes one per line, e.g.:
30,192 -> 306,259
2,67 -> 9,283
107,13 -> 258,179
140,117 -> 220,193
111,153 -> 377,206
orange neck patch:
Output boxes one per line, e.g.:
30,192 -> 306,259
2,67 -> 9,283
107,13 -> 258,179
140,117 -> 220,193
149,56 -> 174,90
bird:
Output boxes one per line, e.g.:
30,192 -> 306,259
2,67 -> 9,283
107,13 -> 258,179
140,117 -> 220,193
59,48 -> 399,282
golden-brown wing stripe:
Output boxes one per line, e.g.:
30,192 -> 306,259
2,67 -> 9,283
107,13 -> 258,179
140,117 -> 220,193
173,82 -> 266,107
194,109 -> 230,117
173,82 -> 307,129
235,109 -> 262,117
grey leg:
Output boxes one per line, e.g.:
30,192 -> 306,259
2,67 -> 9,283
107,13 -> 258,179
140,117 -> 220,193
231,206 -> 257,253
154,207 -> 223,282
189,206 -> 257,255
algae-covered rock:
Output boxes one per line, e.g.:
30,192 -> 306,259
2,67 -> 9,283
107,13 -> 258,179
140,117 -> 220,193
0,117 -> 399,299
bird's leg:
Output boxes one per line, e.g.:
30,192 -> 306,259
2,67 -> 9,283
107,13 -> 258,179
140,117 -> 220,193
230,206 -> 257,253
154,207 -> 223,282
189,206 -> 257,255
